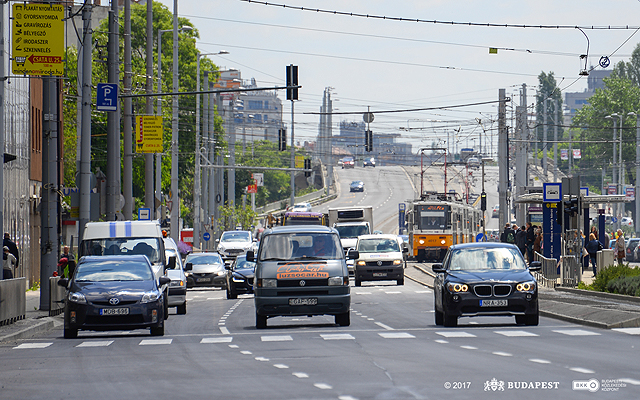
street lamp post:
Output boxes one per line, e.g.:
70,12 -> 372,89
606,113 -> 623,230
629,112 -> 640,235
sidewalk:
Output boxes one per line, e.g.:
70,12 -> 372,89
0,289 -> 63,343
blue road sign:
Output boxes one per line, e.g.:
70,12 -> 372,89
138,208 -> 151,220
476,233 -> 486,242
203,232 -> 211,241
97,83 -> 118,112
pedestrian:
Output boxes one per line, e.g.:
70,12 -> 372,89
615,229 -> 626,265
3,232 -> 19,266
500,223 -> 515,244
585,233 -> 604,277
526,222 -> 535,262
3,246 -> 17,279
603,231 -> 610,249
590,226 -> 598,241
533,227 -> 542,255
61,246 -> 77,278
516,225 -> 527,259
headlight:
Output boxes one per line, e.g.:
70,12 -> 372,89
328,276 -> 347,286
141,291 -> 160,303
185,272 -> 191,277
68,291 -> 87,304
258,278 -> 277,288
418,239 -> 425,244
216,271 -> 226,276
232,276 -> 245,283
217,245 -> 225,252
393,259 -> 402,265
169,280 -> 184,287
440,239 -> 446,245
446,282 -> 468,293
516,281 -> 536,292
356,260 -> 366,266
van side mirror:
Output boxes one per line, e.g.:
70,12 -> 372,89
159,276 -> 171,286
246,251 -> 255,262
184,262 -> 193,271
57,278 -> 69,287
348,250 -> 359,260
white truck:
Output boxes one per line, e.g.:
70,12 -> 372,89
328,206 -> 374,255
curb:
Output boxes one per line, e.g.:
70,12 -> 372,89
554,286 -> 640,304
0,317 -> 56,343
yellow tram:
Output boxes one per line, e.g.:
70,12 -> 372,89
406,193 -> 483,262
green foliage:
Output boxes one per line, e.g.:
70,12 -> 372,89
535,72 -> 564,144
589,263 -> 640,292
27,281 -> 40,292
612,42 -> 640,86
217,204 -> 257,232
606,275 -> 640,296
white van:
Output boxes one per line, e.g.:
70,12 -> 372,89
79,221 -> 176,318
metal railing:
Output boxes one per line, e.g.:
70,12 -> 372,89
533,252 -> 559,288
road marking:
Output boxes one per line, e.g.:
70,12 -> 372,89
229,344 -> 239,348
384,291 -> 401,294
355,292 -> 372,295
379,332 -> 415,339
293,372 -> 309,378
375,322 -> 395,331
201,337 -> 233,344
435,331 -> 476,338
314,383 -> 333,390
273,364 -> 289,369
367,318 -> 375,321
494,330 -> 539,337
339,396 -> 359,400
139,339 -> 172,346
612,327 -> 640,335
321,333 -> 355,340
460,345 -> 477,350
529,359 -> 551,364
76,341 -> 113,348
241,350 -> 252,355
435,339 -> 449,344
255,357 -> 269,362
552,329 -> 600,336
220,327 -> 230,335
414,290 -> 432,293
492,351 -> 512,357
13,343 -> 53,349
570,367 -> 595,374
261,335 -> 293,342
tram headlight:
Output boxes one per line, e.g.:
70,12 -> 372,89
440,239 -> 446,245
418,239 -> 425,245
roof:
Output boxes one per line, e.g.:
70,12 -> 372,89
82,221 -> 162,240
78,255 -> 152,265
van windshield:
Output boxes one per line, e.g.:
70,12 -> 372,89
80,238 -> 163,264
259,233 -> 342,261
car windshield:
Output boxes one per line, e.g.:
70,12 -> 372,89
81,237 -> 163,264
75,260 -> 153,282
448,247 -> 526,271
220,232 -> 251,242
259,233 -> 342,260
234,257 -> 256,270
357,238 -> 400,253
336,225 -> 370,239
186,253 -> 223,265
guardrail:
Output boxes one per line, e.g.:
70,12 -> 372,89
0,278 -> 26,325
533,252 -> 558,288
49,277 -> 65,316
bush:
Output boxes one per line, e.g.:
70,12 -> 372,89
606,275 -> 640,296
591,264 -> 640,293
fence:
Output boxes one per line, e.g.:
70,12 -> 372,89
0,278 -> 26,325
533,252 -> 558,288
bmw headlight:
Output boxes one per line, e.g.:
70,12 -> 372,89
141,291 -> 160,303
232,275 -> 245,283
446,282 -> 468,293
68,291 -> 87,304
328,276 -> 347,286
516,281 -> 536,292
259,278 -> 277,288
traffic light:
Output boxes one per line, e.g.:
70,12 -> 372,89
304,158 -> 311,177
286,65 -> 298,101
278,129 -> 287,151
365,130 -> 373,152
564,196 -> 579,216
480,192 -> 487,211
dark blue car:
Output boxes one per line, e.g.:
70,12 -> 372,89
58,255 -> 170,338
432,242 -> 541,327
224,254 -> 256,299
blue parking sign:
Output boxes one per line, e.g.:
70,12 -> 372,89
97,83 -> 118,112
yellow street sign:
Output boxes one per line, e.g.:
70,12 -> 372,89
136,116 -> 164,153
295,155 -> 304,169
12,3 -> 64,76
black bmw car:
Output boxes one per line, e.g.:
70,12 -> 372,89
224,254 -> 256,299
57,255 -> 170,338
432,242 -> 541,327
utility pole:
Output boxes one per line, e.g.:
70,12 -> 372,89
145,0 -> 155,219
515,84 -> 527,225
498,89 -> 508,229
553,99 -> 558,182
170,0 -> 180,241
106,0 -> 120,221
123,0 -> 133,220
0,0 -> 5,245
78,2 -> 93,243
543,98 -> 548,178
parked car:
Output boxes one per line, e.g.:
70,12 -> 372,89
363,157 -> 376,167
57,255 -> 170,338
184,252 -> 226,288
352,234 -> 406,286
342,157 -> 355,169
224,254 -> 256,299
350,180 -> 364,192
621,217 -> 634,228
216,230 -> 257,261
164,238 -> 187,314
626,238 -> 640,262
467,157 -> 480,168
432,242 -> 541,327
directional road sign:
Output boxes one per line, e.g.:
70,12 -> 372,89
12,3 -> 64,76
97,83 -> 118,112
203,232 -> 211,242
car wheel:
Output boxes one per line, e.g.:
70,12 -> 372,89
226,287 -> 237,299
256,312 -> 267,329
524,313 -> 539,326
434,309 -> 444,326
150,324 -> 165,336
335,312 -> 350,326
177,302 -> 187,315
397,277 -> 404,285
443,309 -> 458,327
355,279 -> 361,287
63,327 -> 78,339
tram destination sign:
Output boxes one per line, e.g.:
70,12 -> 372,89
12,3 -> 64,76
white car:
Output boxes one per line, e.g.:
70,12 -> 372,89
163,238 -> 187,314
217,230 -> 257,260
621,217 -> 634,227
290,202 -> 312,212
352,234 -> 406,286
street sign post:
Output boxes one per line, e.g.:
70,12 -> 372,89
12,3 -> 65,76
97,83 -> 118,112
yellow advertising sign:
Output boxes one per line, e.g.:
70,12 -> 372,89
295,155 -> 304,169
12,3 -> 64,76
136,116 -> 164,153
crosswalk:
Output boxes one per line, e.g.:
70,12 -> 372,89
10,326 -> 640,350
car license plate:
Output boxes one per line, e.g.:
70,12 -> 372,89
373,272 -> 387,277
100,308 -> 129,316
289,298 -> 318,306
197,277 -> 211,282
480,300 -> 508,307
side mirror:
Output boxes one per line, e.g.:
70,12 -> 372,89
184,262 -> 193,271
402,247 -> 408,253
57,278 -> 69,287
253,238 -> 258,242
215,239 -> 220,244
246,251 -> 255,262
348,250 -> 359,260
432,263 -> 445,273
159,276 -> 171,286
528,261 -> 542,272
225,264 -> 231,270
167,256 -> 176,270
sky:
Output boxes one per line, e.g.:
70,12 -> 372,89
158,0 -> 640,156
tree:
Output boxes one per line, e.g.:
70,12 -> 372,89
612,43 -> 640,87
217,204 -> 257,232
535,72 -> 564,166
